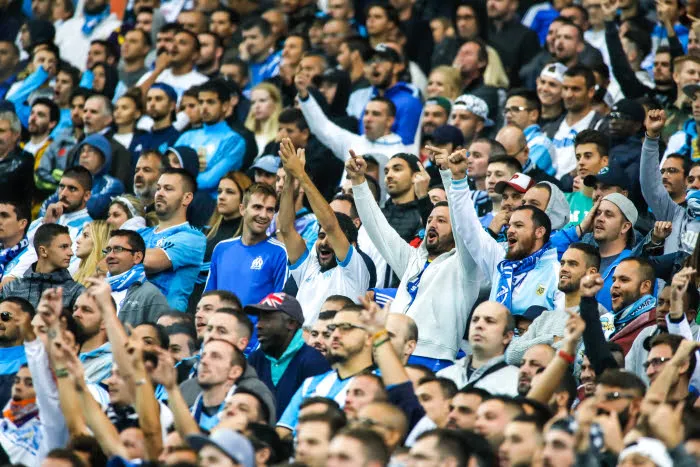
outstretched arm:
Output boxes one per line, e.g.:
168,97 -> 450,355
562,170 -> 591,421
280,138 -> 350,261
276,164 -> 307,264
151,348 -> 201,438
642,110 -> 682,222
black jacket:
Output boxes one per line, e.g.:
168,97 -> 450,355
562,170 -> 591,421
382,196 -> 433,243
488,18 -> 541,87
0,147 -> 33,203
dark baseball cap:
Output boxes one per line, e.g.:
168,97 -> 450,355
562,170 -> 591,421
431,125 -> 464,147
583,165 -> 630,191
244,292 -> 305,325
516,305 -> 547,324
371,43 -> 402,63
609,98 -> 645,123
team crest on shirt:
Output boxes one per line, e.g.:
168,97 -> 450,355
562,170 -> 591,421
251,256 -> 264,270
536,284 -> 545,296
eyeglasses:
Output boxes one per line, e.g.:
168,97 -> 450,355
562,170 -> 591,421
102,246 -> 137,255
0,312 -> 11,322
642,357 -> 672,370
326,323 -> 368,333
660,167 -> 682,175
600,391 -> 637,402
503,106 -> 532,115
609,112 -> 633,121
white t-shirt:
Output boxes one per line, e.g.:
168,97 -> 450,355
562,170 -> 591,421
552,110 -> 597,179
290,245 -> 371,324
23,136 -> 50,155
113,132 -> 134,150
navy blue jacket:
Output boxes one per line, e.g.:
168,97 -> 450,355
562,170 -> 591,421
248,343 -> 330,418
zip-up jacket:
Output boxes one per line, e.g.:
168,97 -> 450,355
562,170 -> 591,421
1,265 -> 84,309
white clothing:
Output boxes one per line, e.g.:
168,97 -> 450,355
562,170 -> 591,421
55,14 -> 123,70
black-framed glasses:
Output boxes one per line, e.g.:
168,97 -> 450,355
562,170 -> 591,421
102,246 -> 136,255
327,323 -> 368,333
0,312 -> 11,322
600,391 -> 637,402
642,357 -> 672,370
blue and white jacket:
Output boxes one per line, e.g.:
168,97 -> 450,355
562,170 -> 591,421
524,124 -> 556,176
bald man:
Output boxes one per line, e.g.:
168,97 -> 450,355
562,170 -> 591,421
356,402 -> 408,453
517,344 -> 555,396
497,125 -> 561,186
386,314 -> 418,364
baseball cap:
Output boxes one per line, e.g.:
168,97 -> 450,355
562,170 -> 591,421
371,43 -> 402,63
244,292 -> 305,325
248,423 -> 288,464
517,305 -> 547,323
251,155 -> 281,175
453,94 -> 494,127
602,193 -> 638,225
683,83 -> 700,100
431,125 -> 464,147
609,98 -> 645,123
539,63 -> 568,84
494,173 -> 535,195
425,96 -> 452,116
583,166 -> 630,191
187,429 -> 255,467
618,438 -> 672,467
150,82 -> 178,102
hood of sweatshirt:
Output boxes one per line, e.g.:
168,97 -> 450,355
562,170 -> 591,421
77,133 -> 112,178
540,182 -> 570,230
24,265 -> 74,284
27,19 -> 55,46
166,146 -> 200,177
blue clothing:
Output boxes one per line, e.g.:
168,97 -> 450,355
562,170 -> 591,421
357,82 -> 423,145
524,124 -> 556,176
248,338 -> 330,416
138,222 -> 206,311
652,23 -> 688,53
174,121 -> 246,196
0,345 -> 27,375
268,208 -> 319,247
597,249 -> 634,312
79,342 -> 113,385
49,108 -> 72,140
530,8 -> 560,45
406,355 -> 453,373
249,50 -> 282,87
205,236 -> 288,305
131,125 -> 181,165
0,74 -> 17,100
6,66 -> 50,127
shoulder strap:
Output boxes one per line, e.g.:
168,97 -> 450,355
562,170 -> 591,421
464,361 -> 510,389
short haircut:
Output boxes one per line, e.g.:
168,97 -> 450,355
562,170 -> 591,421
63,166 -> 93,191
553,16 -> 584,42
45,449 -> 86,467
161,167 -> 197,194
574,129 -> 609,157
415,429 -> 472,466
90,39 -> 119,61
464,38 -> 489,70
67,435 -> 108,467
278,107 -> 309,131
0,199 -> 30,228
136,322 -> 170,349
650,333 -> 697,378
344,35 -> 372,61
617,257 -> 656,285
175,28 -> 200,51
323,294 -> 354,310
86,93 -> 114,117
596,369 -> 646,396
201,290 -> 242,311
665,153 -> 692,177
506,88 -> 541,115
214,307 -> 254,339
241,17 -> 272,35
34,223 -> 69,251
165,323 -> 197,353
405,363 -> 434,380
204,338 -> 247,372
198,78 -> 231,103
70,86 -> 95,104
366,1 -> 400,26
158,22 -> 183,35
564,64 -> 596,89
0,111 -> 21,133
300,396 -> 341,412
333,212 -> 359,245
32,97 -> 60,124
212,7 -> 240,25
512,205 -> 552,244
242,183 -> 277,207
417,376 -> 458,399
368,96 -> 396,117
31,41 -> 60,61
234,387 -> 270,423
109,229 -> 146,255
335,428 -> 390,465
488,154 -> 522,173
298,411 -> 347,438
331,194 -> 358,219
159,311 -> 194,326
2,296 -> 35,317
126,27 -> 152,48
457,386 -> 491,399
567,242 -> 601,271
57,62 -> 81,88
318,310 -> 338,321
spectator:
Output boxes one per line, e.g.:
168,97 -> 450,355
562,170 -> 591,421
241,18 -> 281,87
337,36 -> 372,92
210,7 -> 240,51
165,322 -> 197,363
537,63 -> 567,130
246,293 -> 330,415
73,220 -> 110,285
132,84 -> 181,158
296,412 -> 347,467
23,97 -> 59,169
133,150 -> 166,211
425,66 -> 462,102
449,94 -> 492,147
0,41 -> 19,100
197,32 -> 223,79
0,111 -> 34,205
193,290 -> 242,344
0,200 -> 30,281
119,29 -> 151,88
104,229 -> 169,327
515,345 -> 555,396
205,183 -> 288,306
474,396 -> 524,449
112,92 -> 144,159
0,298 -> 34,409
138,168 -> 206,311
445,388 -> 489,431
496,126 -> 560,186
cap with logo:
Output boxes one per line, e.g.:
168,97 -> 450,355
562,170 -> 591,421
251,155 -> 281,175
371,43 -> 402,63
609,98 -> 645,123
539,63 -> 568,84
618,438 -> 672,467
425,96 -> 452,116
494,173 -> 535,194
453,94 -> 494,127
244,292 -> 305,325
583,165 -> 630,192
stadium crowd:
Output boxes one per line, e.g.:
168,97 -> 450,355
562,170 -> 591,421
1,0 -> 700,465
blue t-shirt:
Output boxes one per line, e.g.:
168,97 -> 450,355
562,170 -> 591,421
138,222 -> 206,311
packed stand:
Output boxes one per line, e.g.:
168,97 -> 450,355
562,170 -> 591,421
2,0 -> 700,466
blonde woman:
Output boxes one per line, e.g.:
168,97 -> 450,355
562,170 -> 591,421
74,221 -> 112,286
425,66 -> 462,101
106,195 -> 147,230
245,83 -> 282,156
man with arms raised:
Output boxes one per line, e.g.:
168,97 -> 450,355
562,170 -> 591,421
138,168 -> 206,311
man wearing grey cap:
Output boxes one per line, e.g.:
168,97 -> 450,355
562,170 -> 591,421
250,154 -> 280,187
188,428 -> 255,467
449,94 -> 492,146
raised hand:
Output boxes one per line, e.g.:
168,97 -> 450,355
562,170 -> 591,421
413,163 -> 431,199
580,273 -> 604,298
601,0 -> 619,22
670,267 -> 695,320
357,295 -> 390,336
38,288 -> 63,332
645,109 -> 667,139
447,148 -> 468,180
85,277 -> 114,312
345,149 -> 368,185
579,199 -> 601,235
424,145 -> 449,169
651,221 -> 673,244
149,347 -> 177,390
648,402 -> 685,448
44,203 -> 64,224
294,68 -> 310,99
278,138 -> 306,179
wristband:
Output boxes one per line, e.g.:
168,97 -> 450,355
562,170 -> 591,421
54,368 -> 69,378
558,349 -> 575,364
373,337 -> 391,348
372,329 -> 389,342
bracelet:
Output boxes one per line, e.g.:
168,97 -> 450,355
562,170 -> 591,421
54,368 -> 69,378
371,329 -> 389,342
373,337 -> 391,348
558,349 -> 575,364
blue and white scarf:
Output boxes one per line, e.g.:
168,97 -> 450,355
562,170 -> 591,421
611,294 -> 655,336
82,7 -> 110,36
0,237 -> 28,279
495,242 -> 552,310
106,264 -> 146,292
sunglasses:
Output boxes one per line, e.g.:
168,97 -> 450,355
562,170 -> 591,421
0,312 -> 12,322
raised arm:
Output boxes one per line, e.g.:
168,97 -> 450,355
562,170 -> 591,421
280,138 -> 350,261
579,274 -> 619,374
151,348 -> 201,438
642,110 -> 682,222
276,165 -> 306,264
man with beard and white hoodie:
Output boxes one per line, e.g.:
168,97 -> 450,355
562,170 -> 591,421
347,149 -> 481,371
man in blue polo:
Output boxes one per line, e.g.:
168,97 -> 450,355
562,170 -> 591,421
246,293 -> 329,416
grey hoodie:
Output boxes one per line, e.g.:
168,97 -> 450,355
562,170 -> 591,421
540,182 -> 571,230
